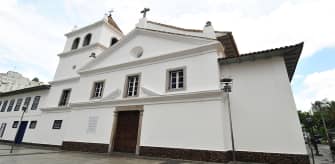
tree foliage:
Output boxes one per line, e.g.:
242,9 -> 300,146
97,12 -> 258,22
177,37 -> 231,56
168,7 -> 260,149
32,77 -> 39,82
298,99 -> 335,139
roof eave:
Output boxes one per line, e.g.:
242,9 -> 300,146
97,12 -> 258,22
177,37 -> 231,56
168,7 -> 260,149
218,42 -> 304,81
0,85 -> 51,97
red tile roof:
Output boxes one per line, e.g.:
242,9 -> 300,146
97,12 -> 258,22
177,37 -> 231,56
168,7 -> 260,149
217,32 -> 239,57
107,16 -> 123,34
219,42 -> 304,81
147,21 -> 239,57
147,21 -> 203,32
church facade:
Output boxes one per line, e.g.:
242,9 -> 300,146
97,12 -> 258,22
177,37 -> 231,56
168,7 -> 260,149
0,14 -> 309,163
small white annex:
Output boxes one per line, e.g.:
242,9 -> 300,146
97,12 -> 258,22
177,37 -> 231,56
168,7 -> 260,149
0,14 -> 309,164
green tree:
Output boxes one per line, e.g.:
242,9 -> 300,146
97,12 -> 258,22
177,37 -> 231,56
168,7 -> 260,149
32,77 -> 39,82
310,100 -> 335,140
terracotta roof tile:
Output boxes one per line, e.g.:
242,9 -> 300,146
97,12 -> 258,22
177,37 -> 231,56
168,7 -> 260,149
219,42 -> 304,81
147,21 -> 239,57
107,16 -> 123,34
147,21 -> 203,32
217,32 -> 239,57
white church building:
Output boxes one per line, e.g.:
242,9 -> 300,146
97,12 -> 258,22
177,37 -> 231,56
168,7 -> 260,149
0,13 -> 309,163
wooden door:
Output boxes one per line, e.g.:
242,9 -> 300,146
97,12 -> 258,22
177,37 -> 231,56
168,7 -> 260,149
113,111 -> 140,153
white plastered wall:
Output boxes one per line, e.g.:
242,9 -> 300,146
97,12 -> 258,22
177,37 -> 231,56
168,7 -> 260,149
53,49 -> 105,81
220,56 -> 307,155
140,100 -> 230,151
63,108 -> 115,144
73,51 -> 220,103
88,32 -> 213,71
0,90 -> 67,146
55,21 -> 122,81
63,26 -> 101,52
97,24 -> 123,48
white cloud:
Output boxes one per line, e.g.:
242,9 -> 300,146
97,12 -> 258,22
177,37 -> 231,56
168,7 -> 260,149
0,1 -> 69,82
63,0 -> 335,58
1,0 -> 335,85
294,69 -> 335,111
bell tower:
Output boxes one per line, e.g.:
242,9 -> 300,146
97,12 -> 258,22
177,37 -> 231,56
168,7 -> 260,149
53,14 -> 123,81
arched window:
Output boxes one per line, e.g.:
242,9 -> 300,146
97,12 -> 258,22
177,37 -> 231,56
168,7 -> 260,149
83,33 -> 92,47
71,37 -> 80,50
110,37 -> 118,47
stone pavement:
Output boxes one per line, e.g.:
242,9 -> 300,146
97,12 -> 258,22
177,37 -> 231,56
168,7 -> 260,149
0,144 -> 59,156
0,144 -> 261,164
307,144 -> 335,164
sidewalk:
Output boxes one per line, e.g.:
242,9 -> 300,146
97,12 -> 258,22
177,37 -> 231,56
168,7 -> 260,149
0,144 -> 60,156
0,143 -> 262,164
308,144 -> 334,164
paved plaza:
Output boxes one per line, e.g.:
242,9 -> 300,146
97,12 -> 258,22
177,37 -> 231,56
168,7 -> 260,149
0,144 -> 261,164
307,144 -> 335,164
2,143 -> 335,164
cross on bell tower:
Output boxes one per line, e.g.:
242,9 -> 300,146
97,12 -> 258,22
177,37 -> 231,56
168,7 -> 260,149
107,9 -> 114,17
140,8 -> 150,18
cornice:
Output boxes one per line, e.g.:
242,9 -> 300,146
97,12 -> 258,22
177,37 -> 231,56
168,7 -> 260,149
65,19 -> 124,37
79,42 -> 220,76
0,112 -> 43,118
78,28 -> 219,74
40,106 -> 71,112
65,20 -> 105,37
39,90 -> 222,111
49,76 -> 80,85
57,43 -> 107,57
70,90 -> 222,110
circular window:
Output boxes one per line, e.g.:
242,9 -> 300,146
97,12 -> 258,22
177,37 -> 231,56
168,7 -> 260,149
72,65 -> 77,70
130,46 -> 143,58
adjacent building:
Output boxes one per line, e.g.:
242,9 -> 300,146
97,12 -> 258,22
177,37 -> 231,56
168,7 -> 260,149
0,14 -> 309,163
0,71 -> 41,92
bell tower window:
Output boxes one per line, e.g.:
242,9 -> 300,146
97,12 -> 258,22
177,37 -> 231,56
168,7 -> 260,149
83,33 -> 92,47
71,37 -> 80,50
110,37 -> 118,47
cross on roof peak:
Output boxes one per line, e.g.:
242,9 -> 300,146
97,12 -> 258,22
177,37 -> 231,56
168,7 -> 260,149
140,8 -> 150,18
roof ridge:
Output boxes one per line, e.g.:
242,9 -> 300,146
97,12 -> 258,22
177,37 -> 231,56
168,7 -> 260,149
147,21 -> 203,32
147,20 -> 231,34
136,27 -> 217,40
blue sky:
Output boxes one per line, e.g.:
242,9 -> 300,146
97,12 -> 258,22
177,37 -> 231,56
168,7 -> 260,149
1,0 -> 334,111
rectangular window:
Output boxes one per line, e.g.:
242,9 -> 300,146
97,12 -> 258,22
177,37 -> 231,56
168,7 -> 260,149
125,75 -> 140,97
23,97 -> 31,111
7,99 -> 15,112
1,101 -> 8,112
59,89 -> 71,106
91,81 -> 104,99
14,98 -> 23,111
29,121 -> 37,129
0,123 -> 7,138
31,96 -> 41,110
52,120 -> 63,129
12,121 -> 19,128
168,68 -> 185,91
